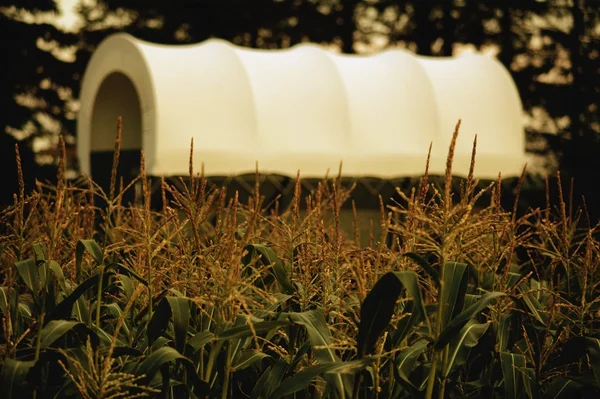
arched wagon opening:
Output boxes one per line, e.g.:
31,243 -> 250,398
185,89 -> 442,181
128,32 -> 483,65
89,72 -> 142,201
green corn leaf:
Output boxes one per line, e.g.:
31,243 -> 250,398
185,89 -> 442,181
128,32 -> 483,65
444,320 -> 491,378
75,239 -> 104,278
288,310 -> 339,363
563,337 -> 600,388
38,260 -> 48,290
522,367 -> 539,399
15,258 -> 40,295
394,271 -> 429,340
147,298 -> 172,347
270,359 -> 374,399
516,284 -> 547,325
462,293 -> 481,310
232,349 -> 271,372
357,272 -> 402,358
186,330 -> 215,355
404,252 -> 439,284
166,296 -> 190,354
0,359 -> 35,398
106,262 -> 148,286
104,302 -> 123,319
48,260 -> 67,293
72,295 -> 89,323
18,303 -> 32,319
97,324 -> 122,347
151,336 -> 172,352
244,244 -> 294,294
147,296 -> 192,352
440,261 -> 468,329
395,339 -> 429,384
254,293 -> 292,319
135,346 -> 209,396
134,289 -> 169,324
506,272 -> 522,290
227,331 -> 246,367
49,272 -> 115,320
251,358 -> 289,399
584,337 -> 600,387
541,377 -> 581,399
497,312 -> 512,352
217,320 -> 290,341
40,320 -> 97,349
118,274 -> 135,301
0,286 -> 16,316
435,292 -> 505,351
291,340 -> 312,370
32,242 -> 46,262
288,309 -> 351,398
500,351 -> 526,399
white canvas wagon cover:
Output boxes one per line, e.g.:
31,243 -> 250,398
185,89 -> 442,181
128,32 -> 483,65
78,33 -> 526,180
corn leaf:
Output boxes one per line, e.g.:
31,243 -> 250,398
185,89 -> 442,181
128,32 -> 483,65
32,242 -> 46,262
516,284 -> 547,325
394,271 -> 429,339
564,337 -> 600,388
72,295 -> 89,323
251,358 -> 289,399
186,330 -> 215,355
404,252 -> 439,284
165,296 -> 190,353
270,359 -> 375,399
395,339 -> 429,384
356,272 -> 402,357
357,271 -> 425,358
49,272 -> 115,320
0,286 -> 16,316
0,359 -> 35,398
541,377 -> 581,399
118,274 -> 135,301
40,320 -> 96,349
147,298 -> 172,347
106,262 -> 148,286
288,309 -> 351,398
48,260 -> 67,293
522,367 -> 539,399
288,310 -> 338,363
444,320 -> 491,378
217,320 -> 290,341
497,312 -> 513,352
15,258 -> 40,295
244,244 -> 294,294
75,239 -> 103,277
435,292 -> 505,351
232,349 -> 271,372
136,346 -> 209,396
501,351 -> 526,399
440,261 -> 468,329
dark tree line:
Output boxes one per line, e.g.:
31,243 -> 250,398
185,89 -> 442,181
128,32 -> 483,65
1,0 -> 599,216
0,0 -> 80,203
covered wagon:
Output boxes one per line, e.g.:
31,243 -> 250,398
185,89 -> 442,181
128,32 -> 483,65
77,33 -> 526,233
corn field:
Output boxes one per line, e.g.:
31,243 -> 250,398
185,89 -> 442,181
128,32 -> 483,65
1,121 -> 599,398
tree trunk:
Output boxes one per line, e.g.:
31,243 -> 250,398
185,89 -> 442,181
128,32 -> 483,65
441,0 -> 455,56
340,0 -> 357,54
569,0 -> 585,139
498,4 -> 514,69
413,1 -> 433,55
